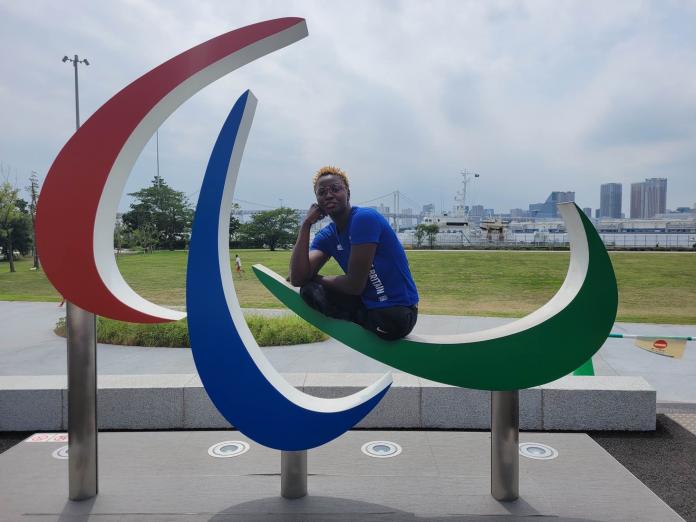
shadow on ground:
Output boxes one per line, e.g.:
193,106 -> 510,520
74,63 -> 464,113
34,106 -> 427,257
209,496 -> 604,521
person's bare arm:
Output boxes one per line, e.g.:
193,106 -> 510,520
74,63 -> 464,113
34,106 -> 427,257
317,242 -> 377,295
289,204 -> 329,286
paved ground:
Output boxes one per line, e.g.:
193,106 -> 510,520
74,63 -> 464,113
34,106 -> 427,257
3,301 -> 696,520
2,301 -> 695,404
0,430 -> 686,521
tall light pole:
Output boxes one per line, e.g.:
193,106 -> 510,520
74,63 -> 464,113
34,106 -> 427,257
62,55 -> 89,131
62,53 -> 98,501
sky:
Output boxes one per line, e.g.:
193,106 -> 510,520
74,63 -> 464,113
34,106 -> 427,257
2,0 -> 696,216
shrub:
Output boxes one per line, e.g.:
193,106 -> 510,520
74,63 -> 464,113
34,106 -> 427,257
55,314 -> 327,348
244,314 -> 327,346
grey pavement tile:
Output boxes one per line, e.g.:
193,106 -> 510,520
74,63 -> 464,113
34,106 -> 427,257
0,430 -> 684,521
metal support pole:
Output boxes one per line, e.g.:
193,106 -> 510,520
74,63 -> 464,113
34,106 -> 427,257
281,450 -> 307,499
72,55 -> 80,130
64,52 -> 97,501
67,302 -> 98,500
491,390 -> 519,501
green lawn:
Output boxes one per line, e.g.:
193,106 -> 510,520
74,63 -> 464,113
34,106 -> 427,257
1,249 -> 694,324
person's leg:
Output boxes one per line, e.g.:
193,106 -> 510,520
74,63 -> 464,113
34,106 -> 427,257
365,305 -> 418,341
300,280 -> 364,322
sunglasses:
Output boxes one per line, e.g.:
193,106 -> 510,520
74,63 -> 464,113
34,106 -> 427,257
315,184 -> 346,197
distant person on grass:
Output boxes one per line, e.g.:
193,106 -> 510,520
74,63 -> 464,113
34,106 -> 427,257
235,254 -> 244,275
290,166 -> 418,340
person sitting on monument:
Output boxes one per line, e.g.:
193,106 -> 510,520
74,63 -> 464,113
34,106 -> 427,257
289,166 -> 419,341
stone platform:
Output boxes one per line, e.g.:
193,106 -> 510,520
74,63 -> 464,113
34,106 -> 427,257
0,430 -> 681,521
0,373 -> 656,432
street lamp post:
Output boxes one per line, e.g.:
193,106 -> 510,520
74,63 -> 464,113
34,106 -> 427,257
63,55 -> 89,130
62,53 -> 98,501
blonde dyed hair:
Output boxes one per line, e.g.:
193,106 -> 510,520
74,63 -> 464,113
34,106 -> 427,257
312,166 -> 350,191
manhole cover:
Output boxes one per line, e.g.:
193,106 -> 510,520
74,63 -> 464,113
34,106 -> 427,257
52,446 -> 69,460
361,441 -> 402,458
208,441 -> 250,458
519,442 -> 558,460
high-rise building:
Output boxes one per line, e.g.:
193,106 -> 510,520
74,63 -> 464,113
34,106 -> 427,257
468,205 -> 484,223
583,207 -> 592,218
469,205 -> 484,217
643,178 -> 667,218
402,208 -> 414,227
529,191 -> 575,218
630,182 -> 643,219
599,183 -> 622,218
630,178 -> 667,218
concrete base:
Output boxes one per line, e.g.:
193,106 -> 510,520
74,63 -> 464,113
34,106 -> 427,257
0,374 -> 656,432
0,431 -> 681,521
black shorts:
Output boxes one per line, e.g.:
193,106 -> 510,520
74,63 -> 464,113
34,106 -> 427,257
300,281 -> 417,341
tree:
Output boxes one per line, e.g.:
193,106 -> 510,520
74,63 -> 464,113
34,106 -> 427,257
229,202 -> 242,248
113,214 -> 134,255
239,208 -> 300,251
121,174 -> 193,251
131,223 -> 159,253
10,199 -> 33,256
415,223 -> 439,249
414,224 -> 426,248
424,224 -> 440,249
0,182 -> 32,272
26,171 -> 40,270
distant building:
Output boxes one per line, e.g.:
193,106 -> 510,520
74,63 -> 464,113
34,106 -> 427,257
469,205 -> 484,217
655,210 -> 696,219
510,208 -> 527,218
583,207 -> 592,218
468,205 -> 484,224
422,203 -> 435,214
595,209 -> 601,219
529,191 -> 575,218
402,208 -> 414,228
630,182 -> 643,219
644,178 -> 667,218
600,183 -> 622,218
630,178 -> 667,218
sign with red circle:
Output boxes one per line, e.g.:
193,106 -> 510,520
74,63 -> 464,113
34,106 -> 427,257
653,339 -> 668,350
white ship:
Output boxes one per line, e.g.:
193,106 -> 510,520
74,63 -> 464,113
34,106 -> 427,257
418,170 -> 509,244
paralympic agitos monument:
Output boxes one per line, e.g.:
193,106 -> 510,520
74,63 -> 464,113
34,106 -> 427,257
35,17 -> 617,503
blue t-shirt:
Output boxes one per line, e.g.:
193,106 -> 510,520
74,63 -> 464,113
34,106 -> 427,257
310,207 -> 419,310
